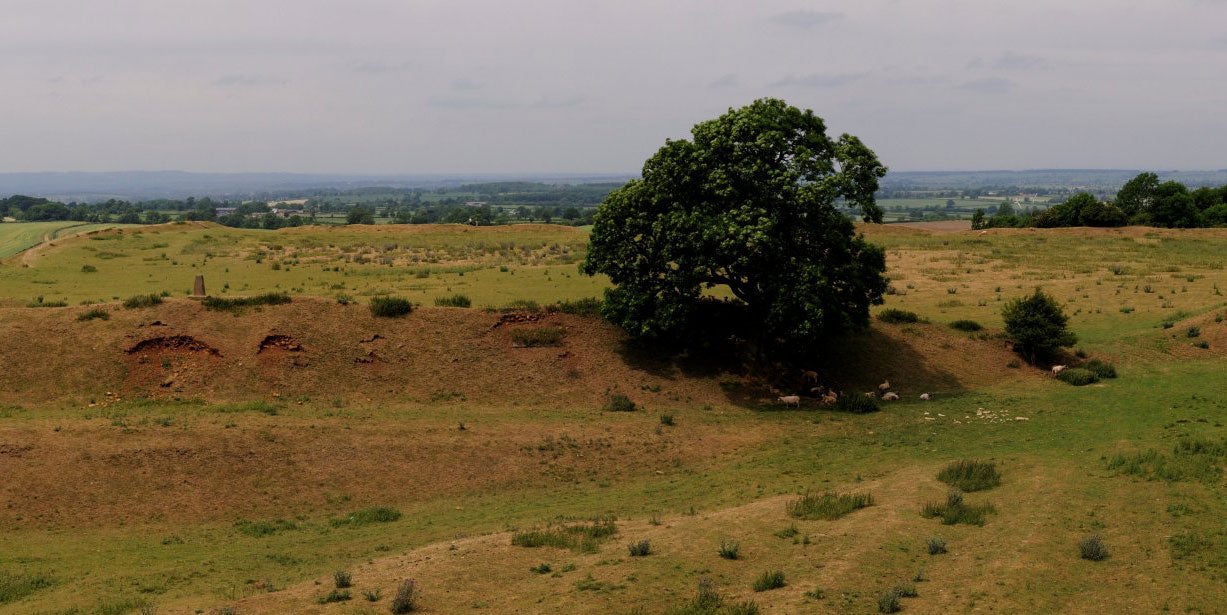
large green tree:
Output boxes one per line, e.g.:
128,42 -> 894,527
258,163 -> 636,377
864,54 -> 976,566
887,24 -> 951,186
580,98 -> 888,348
1002,288 -> 1077,364
1115,172 -> 1158,220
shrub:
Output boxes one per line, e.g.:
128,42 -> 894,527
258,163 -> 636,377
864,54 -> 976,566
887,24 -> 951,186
363,589 -> 382,602
894,583 -> 918,598
511,516 -> 619,553
334,570 -> 352,589
234,518 -> 298,537
877,589 -> 901,613
1082,359 -> 1117,379
389,579 -> 419,613
434,294 -> 472,308
1187,326 -> 1201,338
936,460 -> 1001,492
718,540 -> 740,560
369,296 -> 413,318
752,570 -> 786,592
773,524 -> 799,539
77,308 -> 110,321
787,492 -> 873,520
1194,341 -> 1210,349
725,603 -> 760,615
949,319 -> 983,332
921,490 -> 996,526
926,537 -> 947,555
201,292 -> 291,312
336,293 -> 353,305
510,326 -> 565,347
547,297 -> 603,316
878,309 -> 921,324
836,394 -> 879,414
1057,368 -> 1098,386
81,264 -> 97,273
1079,535 -> 1109,561
1161,321 -> 1175,329
123,294 -> 163,309
529,563 -> 552,574
1119,306 -> 1134,314
628,539 -> 652,556
660,414 -> 675,426
329,506 -> 402,527
603,394 -> 637,412
1002,288 -> 1076,363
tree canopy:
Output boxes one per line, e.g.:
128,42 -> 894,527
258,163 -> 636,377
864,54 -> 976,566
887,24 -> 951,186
1002,288 -> 1077,363
580,98 -> 889,349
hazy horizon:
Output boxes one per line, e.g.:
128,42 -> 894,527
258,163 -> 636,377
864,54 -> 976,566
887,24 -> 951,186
4,1 -> 1225,175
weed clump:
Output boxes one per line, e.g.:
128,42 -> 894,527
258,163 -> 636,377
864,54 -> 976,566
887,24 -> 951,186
949,319 -> 983,332
926,537 -> 948,555
752,570 -> 786,592
0,572 -> 55,603
123,294 -> 163,309
434,294 -> 472,308
317,589 -> 351,603
936,460 -> 1001,492
511,516 -> 619,553
234,518 -> 298,537
547,297 -> 603,316
510,326 -> 565,347
1079,535 -> 1109,561
877,589 -> 902,613
660,414 -> 675,426
787,492 -> 873,520
363,588 -> 382,602
1057,367 -> 1098,386
878,309 -> 921,324
921,490 -> 995,526
369,296 -> 413,318
334,571 -> 352,589
1082,359 -> 1117,379
529,563 -> 552,574
389,579 -> 419,613
603,394 -> 637,412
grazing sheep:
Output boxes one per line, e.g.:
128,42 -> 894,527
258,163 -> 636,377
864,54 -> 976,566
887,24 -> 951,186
980,230 -> 988,236
882,392 -> 900,401
820,393 -> 838,405
801,370 -> 819,384
920,393 -> 931,401
878,379 -> 891,393
1052,365 -> 1067,376
777,395 -> 801,407
864,391 -> 877,399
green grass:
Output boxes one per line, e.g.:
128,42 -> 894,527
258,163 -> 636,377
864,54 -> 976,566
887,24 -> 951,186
0,222 -> 132,258
329,507 -> 403,527
201,291 -> 291,311
936,460 -> 1002,492
0,572 -> 55,604
510,326 -> 565,347
921,491 -> 996,526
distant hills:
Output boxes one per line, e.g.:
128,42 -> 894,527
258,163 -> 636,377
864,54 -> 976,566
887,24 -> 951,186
2,169 -> 1226,202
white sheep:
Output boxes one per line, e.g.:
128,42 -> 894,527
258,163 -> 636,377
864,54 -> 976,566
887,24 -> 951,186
920,393 -> 931,401
777,395 -> 801,407
1052,365 -> 1067,376
882,392 -> 900,401
878,379 -> 891,393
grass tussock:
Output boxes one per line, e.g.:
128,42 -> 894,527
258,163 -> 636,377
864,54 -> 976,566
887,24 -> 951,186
718,540 -> 740,560
628,539 -> 652,557
329,506 -> 402,528
122,294 -> 163,309
936,460 -> 1001,492
921,490 -> 996,526
1057,367 -> 1099,386
926,537 -> 948,555
77,308 -> 110,321
389,579 -> 419,613
878,308 -> 922,324
434,293 -> 472,307
369,296 -> 413,317
1079,535 -> 1109,561
546,297 -> 603,317
1082,358 -> 1117,379
510,326 -> 565,347
949,319 -> 983,332
786,492 -> 874,520
752,570 -> 786,592
234,518 -> 298,537
603,393 -> 637,412
511,516 -> 619,553
201,292 -> 291,312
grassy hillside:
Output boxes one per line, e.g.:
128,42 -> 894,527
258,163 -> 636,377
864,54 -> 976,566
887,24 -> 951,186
1,222 -> 1226,613
0,221 -> 130,258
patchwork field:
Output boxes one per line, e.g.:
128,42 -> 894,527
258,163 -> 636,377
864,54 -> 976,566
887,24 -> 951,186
1,221 -> 1226,614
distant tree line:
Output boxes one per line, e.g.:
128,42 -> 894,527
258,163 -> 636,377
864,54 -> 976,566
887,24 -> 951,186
972,172 -> 1227,230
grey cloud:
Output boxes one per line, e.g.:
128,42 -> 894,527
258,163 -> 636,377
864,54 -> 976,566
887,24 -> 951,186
770,73 -> 866,88
352,61 -> 415,74
428,95 -> 584,110
213,74 -> 286,87
708,74 -> 739,88
958,77 -> 1014,93
451,78 -> 484,91
769,10 -> 844,28
993,51 -> 1048,70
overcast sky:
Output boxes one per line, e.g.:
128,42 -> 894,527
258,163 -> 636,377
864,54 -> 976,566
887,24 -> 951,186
2,0 -> 1225,174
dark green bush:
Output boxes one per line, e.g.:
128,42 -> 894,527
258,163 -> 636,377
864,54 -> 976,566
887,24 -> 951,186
927,537 -> 947,555
949,319 -> 983,332
369,296 -> 413,317
201,292 -> 291,311
604,394 -> 637,412
548,297 -> 603,317
1082,359 -> 1117,379
329,506 -> 402,527
628,539 -> 652,556
752,570 -> 786,592
836,394 -> 879,414
1079,535 -> 1109,561
510,326 -> 565,347
1193,340 -> 1210,349
334,570 -> 352,589
718,540 -> 740,560
1057,368 -> 1098,386
877,589 -> 901,613
660,414 -> 675,426
434,294 -> 472,308
1187,326 -> 1201,338
878,309 -> 921,324
234,518 -> 298,537
81,264 -> 97,273
77,308 -> 110,321
122,294 -> 163,309
787,492 -> 873,520
511,517 -> 619,553
317,589 -> 351,604
936,460 -> 1001,492
921,490 -> 995,526
529,563 -> 552,574
1002,288 -> 1076,362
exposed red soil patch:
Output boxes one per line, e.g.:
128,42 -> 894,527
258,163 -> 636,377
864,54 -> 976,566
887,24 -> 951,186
256,334 -> 302,353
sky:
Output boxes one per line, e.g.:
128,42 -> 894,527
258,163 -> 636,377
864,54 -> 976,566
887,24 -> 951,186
2,0 -> 1225,174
